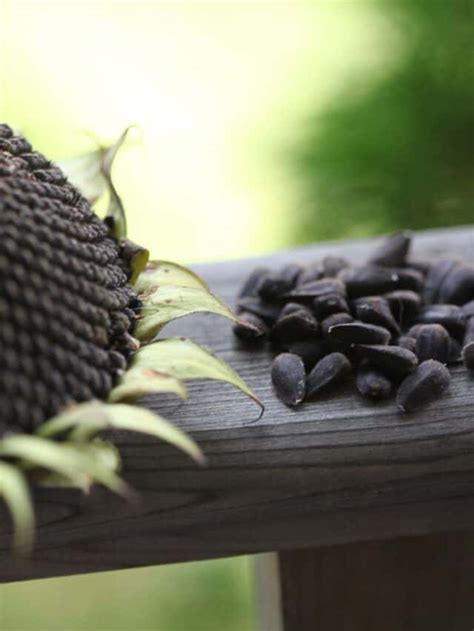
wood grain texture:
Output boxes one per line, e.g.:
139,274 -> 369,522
278,532 -> 474,631
1,226 -> 473,583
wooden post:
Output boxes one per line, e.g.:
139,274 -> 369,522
272,532 -> 474,631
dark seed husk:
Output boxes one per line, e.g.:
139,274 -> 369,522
312,292 -> 349,319
353,296 -> 401,337
270,310 -> 319,345
237,296 -> 281,324
384,290 -> 421,327
306,352 -> 351,399
448,336 -> 462,365
283,339 -> 328,371
271,353 -> 306,406
397,336 -> 417,353
233,311 -> 268,342
416,304 -> 466,338
396,360 -> 450,412
321,255 -> 350,277
259,264 -> 301,300
238,266 -> 270,299
356,364 -> 392,399
321,312 -> 354,337
463,316 -> 474,346
286,278 -> 346,300
437,263 -> 474,305
415,324 -> 450,363
297,261 -> 325,286
406,324 -> 425,339
463,342 -> 474,369
355,345 -> 418,380
461,300 -> 474,318
368,231 -> 411,267
423,259 -> 459,303
279,302 -> 313,319
341,266 -> 422,298
328,322 -> 391,346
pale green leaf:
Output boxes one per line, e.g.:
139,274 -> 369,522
135,285 -> 237,340
108,367 -> 187,403
134,260 -> 209,294
59,148 -> 104,204
133,338 -> 263,415
0,462 -> 35,554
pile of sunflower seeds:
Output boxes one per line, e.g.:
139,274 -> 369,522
233,233 -> 474,412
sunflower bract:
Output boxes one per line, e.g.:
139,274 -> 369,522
0,124 -> 139,435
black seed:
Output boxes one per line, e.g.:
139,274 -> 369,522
396,360 -> 450,412
259,264 -> 301,300
397,336 -> 417,353
423,259 -> 459,303
286,278 -> 346,300
406,324 -> 425,339
238,266 -> 270,299
384,290 -> 421,327
233,311 -> 268,342
341,266 -> 422,298
415,324 -> 450,363
297,261 -> 325,285
312,292 -> 349,319
462,317 -> 474,369
355,345 -> 418,380
353,296 -> 401,337
368,231 -> 411,267
237,296 -> 281,324
416,304 -> 466,338
407,259 -> 431,276
306,352 -> 351,399
270,310 -> 319,345
283,339 -> 328,371
279,302 -> 313,319
448,336 -> 462,365
328,322 -> 391,346
461,300 -> 474,318
321,312 -> 354,337
321,255 -> 349,277
438,263 -> 474,305
356,364 -> 392,399
271,353 -> 306,406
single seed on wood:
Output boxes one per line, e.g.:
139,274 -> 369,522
356,364 -> 392,399
355,345 -> 418,380
233,311 -> 268,343
437,262 -> 474,305
297,261 -> 325,286
259,263 -> 301,300
416,304 -> 466,338
321,255 -> 349,277
462,317 -> 474,369
341,266 -> 422,298
271,353 -> 306,406
353,296 -> 401,336
397,336 -> 417,353
396,360 -> 450,412
283,339 -> 328,371
312,292 -> 349,319
321,312 -> 354,337
270,310 -> 319,345
286,278 -> 346,300
415,324 -> 450,363
237,296 -> 281,324
328,322 -> 391,346
423,259 -> 459,303
368,231 -> 411,267
279,302 -> 313,319
384,290 -> 421,327
238,266 -> 270,299
306,352 -> 351,399
462,300 -> 474,318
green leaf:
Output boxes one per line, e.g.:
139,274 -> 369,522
108,366 -> 187,403
0,462 -> 35,554
134,260 -> 209,294
133,338 -> 263,415
37,402 -> 205,466
135,285 -> 237,340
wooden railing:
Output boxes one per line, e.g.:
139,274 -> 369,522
1,226 -> 473,630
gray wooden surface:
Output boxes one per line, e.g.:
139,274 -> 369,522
1,226 -> 473,583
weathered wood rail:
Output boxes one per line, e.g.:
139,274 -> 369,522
1,226 -> 473,630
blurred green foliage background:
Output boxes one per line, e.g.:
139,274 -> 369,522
0,1 -> 472,630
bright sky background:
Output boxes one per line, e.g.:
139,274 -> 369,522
0,1 -> 402,262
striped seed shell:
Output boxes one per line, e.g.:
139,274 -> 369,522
328,322 -> 391,346
356,364 -> 393,399
306,352 -> 351,399
270,310 -> 319,345
355,345 -> 418,380
416,304 -> 466,339
271,353 -> 306,407
368,231 -> 411,267
415,324 -> 450,363
396,360 -> 450,412
353,296 -> 401,337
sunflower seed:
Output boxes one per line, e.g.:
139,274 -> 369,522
353,296 -> 401,336
321,255 -> 350,277
237,296 -> 281,324
406,324 -> 425,339
279,302 -> 313,319
396,360 -> 450,412
423,259 -> 459,303
415,324 -> 450,363
448,336 -> 462,364
306,352 -> 351,399
355,345 -> 418,380
312,292 -> 349,319
321,312 -> 354,337
341,266 -> 422,298
437,262 -> 474,306
238,266 -> 270,299
461,300 -> 474,318
356,364 -> 393,399
397,336 -> 417,353
384,290 -> 421,327
286,278 -> 346,300
368,231 -> 412,267
233,311 -> 268,342
259,263 -> 301,300
271,353 -> 306,406
416,304 -> 466,338
283,339 -> 328,371
328,322 -> 391,346
270,310 -> 319,345
463,317 -> 474,369
297,262 -> 325,286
